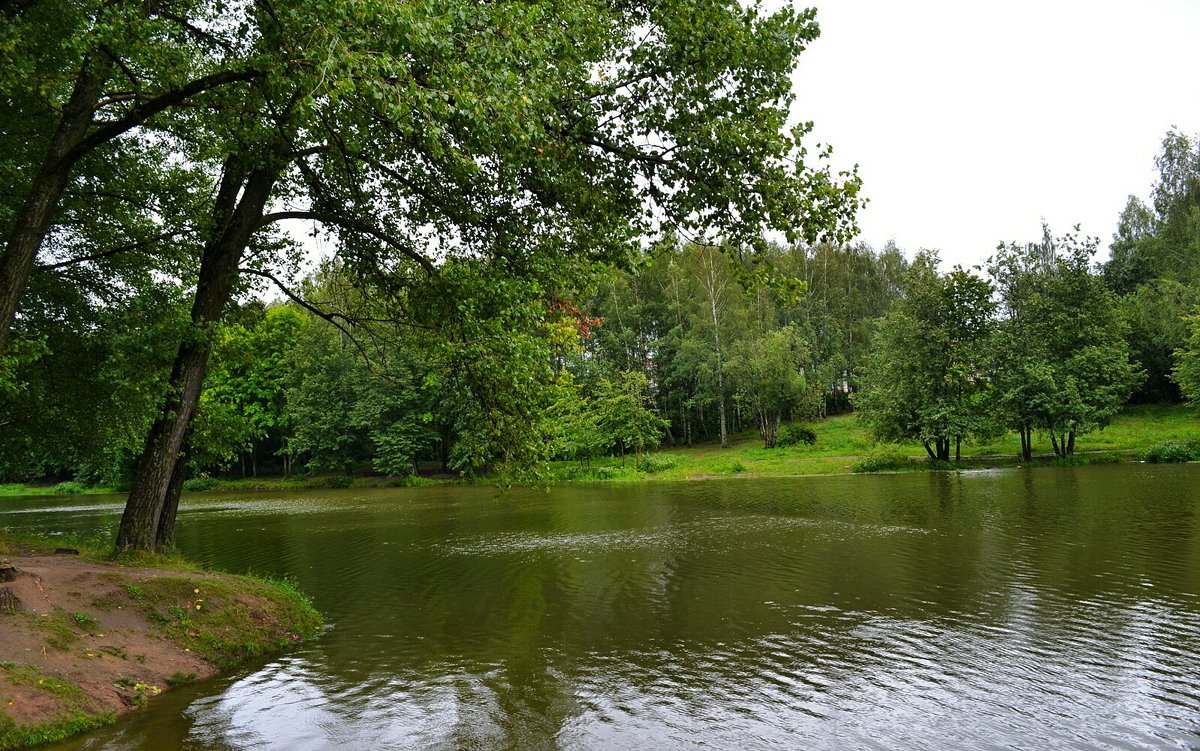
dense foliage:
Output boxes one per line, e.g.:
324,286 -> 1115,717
1,0 -> 862,549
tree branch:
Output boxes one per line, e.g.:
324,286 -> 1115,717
237,266 -> 375,364
69,68 -> 263,163
255,210 -> 437,276
33,229 -> 190,271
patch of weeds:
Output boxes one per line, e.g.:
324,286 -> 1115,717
3,664 -> 84,699
377,475 -> 436,488
851,446 -> 913,473
25,610 -> 80,651
113,677 -> 160,707
0,663 -> 115,749
721,461 -> 747,475
106,549 -> 204,573
1049,453 -> 1122,467
0,710 -> 114,751
120,583 -> 142,598
637,454 -> 680,474
1140,439 -> 1200,463
165,672 -> 197,688
50,481 -> 87,495
72,612 -> 101,635
90,595 -> 117,612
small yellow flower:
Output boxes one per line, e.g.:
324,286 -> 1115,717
193,588 -> 200,594
194,604 -> 201,610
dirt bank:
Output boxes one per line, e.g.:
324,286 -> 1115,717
0,543 -> 322,750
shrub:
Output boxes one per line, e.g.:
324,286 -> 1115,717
183,476 -> 220,492
776,424 -> 817,448
1140,440 -> 1200,463
851,446 -> 911,473
327,474 -> 355,488
638,454 -> 680,473
51,481 -> 87,495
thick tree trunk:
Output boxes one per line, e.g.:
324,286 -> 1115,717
116,155 -> 280,551
955,436 -> 961,462
154,442 -> 190,551
1066,430 -> 1075,455
0,55 -> 108,352
923,440 -> 937,461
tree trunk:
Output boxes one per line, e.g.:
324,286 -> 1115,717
923,440 -> 937,461
154,440 -> 191,551
954,436 -> 961,462
1066,430 -> 1075,455
116,155 -> 280,551
1049,431 -> 1061,458
0,54 -> 108,353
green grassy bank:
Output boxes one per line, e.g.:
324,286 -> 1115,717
3,405 -> 1198,499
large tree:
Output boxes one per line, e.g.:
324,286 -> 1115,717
0,0 -> 261,354
990,228 -> 1142,458
98,0 -> 863,550
856,253 -> 995,462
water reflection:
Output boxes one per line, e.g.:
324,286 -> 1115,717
7,464 -> 1200,750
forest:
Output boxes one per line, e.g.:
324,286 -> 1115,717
2,2 -> 1200,553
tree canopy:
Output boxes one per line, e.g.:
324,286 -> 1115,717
1,0 -> 864,550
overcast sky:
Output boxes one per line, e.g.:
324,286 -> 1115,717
789,0 -> 1200,269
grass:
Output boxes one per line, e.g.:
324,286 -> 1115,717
0,484 -> 118,498
23,610 -> 81,652
546,403 -> 1200,480
0,664 -> 114,751
122,575 -> 323,670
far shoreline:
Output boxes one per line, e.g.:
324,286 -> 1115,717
2,405 -> 1194,498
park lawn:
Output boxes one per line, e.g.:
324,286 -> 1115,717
548,403 -> 1200,481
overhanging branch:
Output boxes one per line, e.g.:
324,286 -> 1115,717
255,210 -> 437,276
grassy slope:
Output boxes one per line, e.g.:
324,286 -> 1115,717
550,403 -> 1200,481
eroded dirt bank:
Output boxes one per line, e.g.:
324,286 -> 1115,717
0,544 -> 322,749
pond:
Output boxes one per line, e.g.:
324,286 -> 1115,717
5,464 -> 1200,750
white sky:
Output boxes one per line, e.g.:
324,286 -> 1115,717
789,0 -> 1200,269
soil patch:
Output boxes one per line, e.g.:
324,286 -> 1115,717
0,544 -> 321,750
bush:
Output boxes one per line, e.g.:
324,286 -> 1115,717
183,476 -> 220,492
327,474 -> 355,488
637,453 -> 680,473
51,481 -> 87,495
851,447 -> 911,473
1140,440 -> 1200,463
776,424 -> 817,448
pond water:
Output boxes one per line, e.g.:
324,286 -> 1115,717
5,464 -> 1200,750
